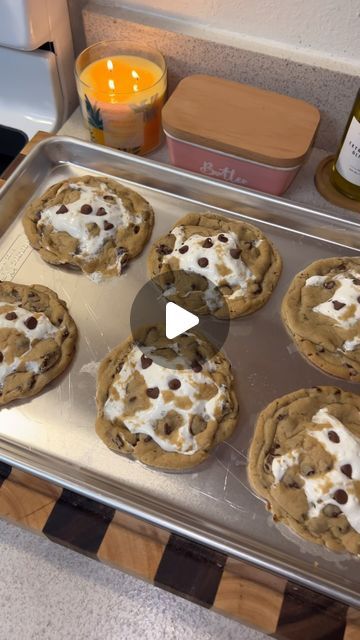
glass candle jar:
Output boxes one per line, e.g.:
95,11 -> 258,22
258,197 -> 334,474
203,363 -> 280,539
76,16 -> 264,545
75,40 -> 167,155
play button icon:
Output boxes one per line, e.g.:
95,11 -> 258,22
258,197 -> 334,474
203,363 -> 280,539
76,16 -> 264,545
165,302 -> 199,339
130,270 -> 230,370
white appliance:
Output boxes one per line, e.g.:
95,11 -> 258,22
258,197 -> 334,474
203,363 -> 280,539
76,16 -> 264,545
0,0 -> 77,145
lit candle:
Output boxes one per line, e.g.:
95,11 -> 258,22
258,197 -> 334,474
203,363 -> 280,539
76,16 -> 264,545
75,43 -> 167,154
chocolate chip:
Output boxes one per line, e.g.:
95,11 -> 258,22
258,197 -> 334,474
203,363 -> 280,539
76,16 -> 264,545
328,430 -> 340,443
103,194 -> 116,202
218,234 -> 228,243
56,204 -> 68,214
34,211 -> 41,221
198,257 -> 209,268
103,220 -> 114,230
158,244 -> 172,255
358,296 -> 360,304
191,360 -> 202,373
95,207 -> 107,216
323,504 -> 341,518
168,378 -> 181,390
353,278 -> 360,285
341,464 -> 352,479
40,355 -> 50,372
0,352 -> 3,363
324,280 -> 335,289
230,248 -> 241,259
146,387 -> 159,399
144,435 -> 152,443
253,284 -> 262,294
164,423 -> 172,435
287,481 -> 300,489
80,204 -> 92,214
332,300 -> 345,310
24,316 -> 38,330
62,329 -> 69,338
119,253 -> 129,269
337,263 -> 346,271
179,245 -> 189,254
301,463 -> 315,477
202,238 -> 213,248
5,312 -> 17,320
133,225 -> 140,234
264,453 -> 274,473
141,355 -> 153,369
114,434 -> 124,449
333,489 -> 348,504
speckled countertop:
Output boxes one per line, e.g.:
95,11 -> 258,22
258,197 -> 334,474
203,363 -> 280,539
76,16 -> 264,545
1,108 -> 356,640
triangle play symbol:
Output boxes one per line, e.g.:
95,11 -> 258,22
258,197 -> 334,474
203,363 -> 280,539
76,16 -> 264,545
165,302 -> 199,340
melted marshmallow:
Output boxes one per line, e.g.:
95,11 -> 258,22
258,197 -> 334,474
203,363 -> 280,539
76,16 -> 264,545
0,302 -> 57,386
343,336 -> 360,352
306,272 -> 360,329
271,407 -> 360,533
39,182 -> 136,258
272,451 -> 299,483
306,275 -> 327,287
104,345 -> 226,455
164,227 -> 255,300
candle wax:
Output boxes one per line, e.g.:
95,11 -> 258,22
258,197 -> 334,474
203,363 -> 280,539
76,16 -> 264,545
79,55 -> 163,102
77,52 -> 166,153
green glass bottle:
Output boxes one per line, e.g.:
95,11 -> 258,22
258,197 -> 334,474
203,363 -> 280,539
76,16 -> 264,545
331,89 -> 360,200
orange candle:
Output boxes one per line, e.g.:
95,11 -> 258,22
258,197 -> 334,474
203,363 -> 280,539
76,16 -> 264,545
75,43 -> 167,154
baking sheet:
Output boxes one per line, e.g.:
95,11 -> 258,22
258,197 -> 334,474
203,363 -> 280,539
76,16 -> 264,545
1,136 -> 360,606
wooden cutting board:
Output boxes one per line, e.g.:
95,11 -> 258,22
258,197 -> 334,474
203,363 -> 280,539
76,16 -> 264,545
0,132 -> 359,640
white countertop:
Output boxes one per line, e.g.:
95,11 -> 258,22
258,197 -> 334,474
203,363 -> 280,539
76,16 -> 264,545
58,107 -> 348,218
1,108 -> 353,640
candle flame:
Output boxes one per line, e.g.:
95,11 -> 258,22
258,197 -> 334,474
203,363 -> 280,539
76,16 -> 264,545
131,70 -> 139,80
133,84 -> 139,93
107,59 -> 114,71
108,78 -> 115,92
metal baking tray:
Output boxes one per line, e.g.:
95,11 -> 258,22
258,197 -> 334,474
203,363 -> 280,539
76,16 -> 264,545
1,136 -> 360,607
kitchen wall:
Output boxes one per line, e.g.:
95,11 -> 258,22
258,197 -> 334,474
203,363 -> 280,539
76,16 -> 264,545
69,0 -> 360,70
67,0 -> 359,152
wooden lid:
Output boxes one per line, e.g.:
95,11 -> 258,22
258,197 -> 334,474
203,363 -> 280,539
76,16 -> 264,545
162,75 -> 320,168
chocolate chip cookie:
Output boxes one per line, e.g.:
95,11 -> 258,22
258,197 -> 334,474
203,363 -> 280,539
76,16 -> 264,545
147,212 -> 282,318
23,175 -> 154,281
96,325 -> 238,470
248,386 -> 360,555
0,282 -> 77,405
282,257 -> 360,381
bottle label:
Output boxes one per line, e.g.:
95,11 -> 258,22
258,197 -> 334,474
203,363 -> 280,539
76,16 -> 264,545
336,116 -> 360,186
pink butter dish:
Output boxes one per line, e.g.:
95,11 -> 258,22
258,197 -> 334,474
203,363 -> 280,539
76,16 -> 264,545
162,75 -> 320,196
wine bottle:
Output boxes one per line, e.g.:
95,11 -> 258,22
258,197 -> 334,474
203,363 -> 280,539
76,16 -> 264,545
331,89 -> 360,200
